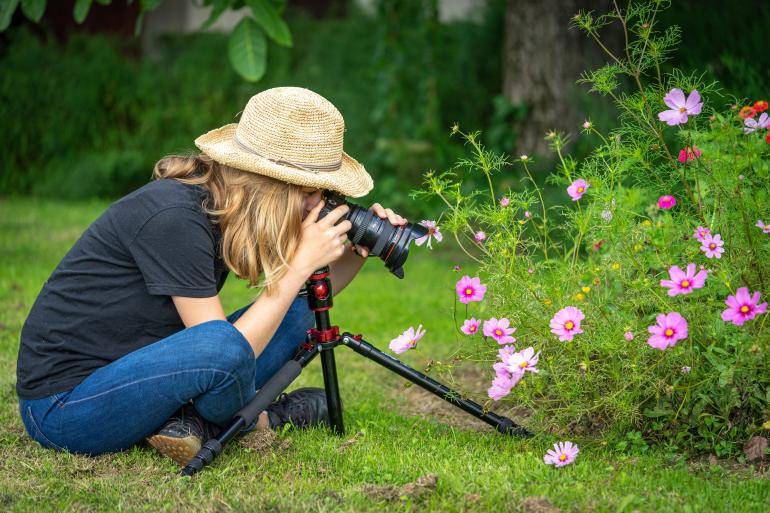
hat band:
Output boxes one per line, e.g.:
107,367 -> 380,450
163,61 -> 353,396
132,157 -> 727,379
233,133 -> 342,174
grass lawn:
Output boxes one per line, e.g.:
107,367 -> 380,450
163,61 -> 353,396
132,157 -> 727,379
0,197 -> 768,512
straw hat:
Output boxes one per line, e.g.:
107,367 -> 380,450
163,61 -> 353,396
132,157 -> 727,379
195,87 -> 373,198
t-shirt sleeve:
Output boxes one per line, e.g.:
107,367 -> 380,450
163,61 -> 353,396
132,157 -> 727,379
128,206 -> 219,297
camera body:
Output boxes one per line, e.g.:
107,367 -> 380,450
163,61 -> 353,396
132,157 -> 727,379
318,191 -> 426,279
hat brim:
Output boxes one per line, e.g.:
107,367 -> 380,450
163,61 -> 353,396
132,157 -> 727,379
194,123 -> 374,198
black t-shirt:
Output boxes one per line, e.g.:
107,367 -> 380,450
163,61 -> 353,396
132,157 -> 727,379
16,179 -> 229,400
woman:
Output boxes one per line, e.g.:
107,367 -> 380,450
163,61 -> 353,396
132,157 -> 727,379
15,87 -> 406,466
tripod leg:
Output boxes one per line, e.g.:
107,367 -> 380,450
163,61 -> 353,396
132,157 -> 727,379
320,348 -> 345,435
340,334 -> 533,438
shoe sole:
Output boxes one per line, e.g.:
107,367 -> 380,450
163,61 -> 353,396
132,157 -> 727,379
146,434 -> 200,466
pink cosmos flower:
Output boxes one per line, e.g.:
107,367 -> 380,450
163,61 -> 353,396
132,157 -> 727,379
658,88 -> 703,126
475,231 -> 486,242
700,233 -> 724,259
506,347 -> 540,375
524,211 -> 532,219
744,112 -> 770,134
453,265 -> 461,272
582,120 -> 591,129
544,441 -> 579,467
389,325 -> 426,354
455,275 -> 487,304
623,331 -> 634,341
658,195 -> 676,209
460,318 -> 481,336
414,220 -> 442,249
647,312 -> 688,350
660,263 -> 708,296
756,220 -> 770,233
681,366 -> 691,374
678,146 -> 702,163
483,317 -> 517,345
721,287 -> 768,326
487,374 -> 518,401
692,226 -> 711,241
550,306 -> 585,341
567,179 -> 590,201
498,344 -> 516,361
500,197 -> 510,207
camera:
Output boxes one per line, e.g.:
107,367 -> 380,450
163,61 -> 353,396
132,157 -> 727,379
318,191 -> 427,279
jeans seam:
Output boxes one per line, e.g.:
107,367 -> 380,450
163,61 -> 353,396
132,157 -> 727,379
26,406 -> 67,452
63,369 -> 246,407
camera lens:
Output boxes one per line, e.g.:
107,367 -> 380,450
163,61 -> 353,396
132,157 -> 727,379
318,192 -> 427,278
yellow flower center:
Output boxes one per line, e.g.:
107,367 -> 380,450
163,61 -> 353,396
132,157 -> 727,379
765,225 -> 769,230
469,326 -> 477,332
519,361 -> 528,369
559,454 -> 567,461
565,321 -> 575,330
679,106 -> 686,113
664,328 -> 674,337
577,187 -> 585,193
680,280 -> 690,288
464,288 -> 473,296
495,329 -> 503,337
700,231 -> 707,237
740,305 -> 750,313
709,243 -> 716,249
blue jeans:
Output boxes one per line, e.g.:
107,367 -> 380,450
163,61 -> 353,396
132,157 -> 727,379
18,297 -> 314,455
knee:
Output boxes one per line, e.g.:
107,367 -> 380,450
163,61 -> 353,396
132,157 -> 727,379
190,320 -> 254,371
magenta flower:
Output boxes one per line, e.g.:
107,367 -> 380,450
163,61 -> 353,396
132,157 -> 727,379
657,195 -> 676,209
414,220 -> 442,249
389,325 -> 426,354
500,197 -> 510,207
678,146 -> 702,163
721,287 -> 768,326
460,318 -> 481,336
756,220 -> 770,233
567,179 -> 590,201
483,317 -> 517,345
647,312 -> 688,350
487,374 -> 518,401
700,233 -> 724,259
455,275 -> 487,304
692,226 -> 711,241
744,112 -> 770,134
550,306 -> 585,341
660,263 -> 708,296
658,88 -> 703,125
623,331 -> 634,341
506,347 -> 540,375
544,441 -> 579,467
475,231 -> 486,242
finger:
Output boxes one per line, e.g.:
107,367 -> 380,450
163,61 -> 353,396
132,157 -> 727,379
331,219 -> 353,236
356,245 -> 369,258
370,203 -> 387,217
302,200 -> 325,227
318,204 -> 350,228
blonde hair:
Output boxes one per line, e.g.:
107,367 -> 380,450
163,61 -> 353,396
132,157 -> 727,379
152,154 -> 305,295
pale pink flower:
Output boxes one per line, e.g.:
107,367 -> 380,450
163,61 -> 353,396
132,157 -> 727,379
744,112 -> 770,134
658,195 -> 676,209
756,220 -> 770,233
550,306 -> 585,341
658,88 -> 703,125
527,267 -> 534,274
647,312 -> 688,350
700,233 -> 724,259
460,318 -> 481,336
497,344 -> 516,361
659,263 -> 708,296
506,347 -> 540,375
721,287 -> 768,326
389,325 -> 426,354
475,231 -> 486,242
414,220 -> 442,249
681,366 -> 691,374
623,331 -> 634,341
524,211 -> 532,219
678,146 -> 702,163
692,226 -> 711,241
488,374 -> 518,401
453,265 -> 461,272
567,179 -> 590,201
544,441 -> 579,467
582,120 -> 591,129
483,317 -> 517,345
455,275 -> 487,304
500,197 -> 510,207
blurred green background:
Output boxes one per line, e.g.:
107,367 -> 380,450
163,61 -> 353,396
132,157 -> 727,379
1,0 -> 768,218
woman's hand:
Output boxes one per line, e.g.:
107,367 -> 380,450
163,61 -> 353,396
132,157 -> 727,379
291,200 -> 352,276
353,203 -> 407,258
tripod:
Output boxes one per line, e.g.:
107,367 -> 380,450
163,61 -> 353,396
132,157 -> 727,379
180,267 -> 532,476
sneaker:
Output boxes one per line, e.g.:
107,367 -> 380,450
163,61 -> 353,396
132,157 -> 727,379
266,387 -> 332,430
146,403 -> 220,466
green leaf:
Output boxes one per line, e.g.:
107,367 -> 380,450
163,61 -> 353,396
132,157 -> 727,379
95,0 -> 112,4
228,17 -> 267,82
0,0 -> 20,31
245,0 -> 291,47
20,0 -> 44,22
140,0 -> 162,11
73,0 -> 91,24
200,0 -> 230,30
